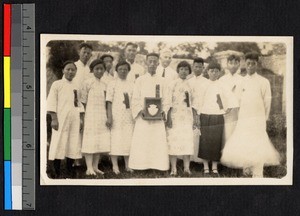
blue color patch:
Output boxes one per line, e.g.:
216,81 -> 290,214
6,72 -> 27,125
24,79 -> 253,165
4,161 -> 12,210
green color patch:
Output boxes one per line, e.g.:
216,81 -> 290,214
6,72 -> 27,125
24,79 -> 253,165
4,108 -> 11,160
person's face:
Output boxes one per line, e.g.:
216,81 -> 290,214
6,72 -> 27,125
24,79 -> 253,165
208,68 -> 220,81
193,62 -> 204,76
245,59 -> 258,75
124,45 -> 137,61
117,64 -> 130,80
63,63 -> 77,81
79,47 -> 92,65
103,56 -> 113,71
160,52 -> 172,68
227,60 -> 240,74
146,56 -> 159,75
92,64 -> 105,79
178,66 -> 190,80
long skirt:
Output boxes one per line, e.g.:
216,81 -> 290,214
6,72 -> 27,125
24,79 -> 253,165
198,114 -> 224,161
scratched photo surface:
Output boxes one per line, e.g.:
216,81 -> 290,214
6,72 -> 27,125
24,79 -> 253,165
40,35 -> 293,185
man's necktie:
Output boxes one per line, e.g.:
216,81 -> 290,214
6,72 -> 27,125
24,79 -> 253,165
162,68 -> 165,77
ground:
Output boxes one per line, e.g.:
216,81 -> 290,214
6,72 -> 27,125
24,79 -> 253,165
46,134 -> 287,180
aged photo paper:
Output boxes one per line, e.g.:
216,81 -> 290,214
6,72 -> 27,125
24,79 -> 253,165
40,35 -> 293,186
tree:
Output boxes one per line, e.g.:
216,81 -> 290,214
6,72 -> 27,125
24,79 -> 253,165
46,40 -> 82,79
214,42 -> 261,54
272,43 -> 286,55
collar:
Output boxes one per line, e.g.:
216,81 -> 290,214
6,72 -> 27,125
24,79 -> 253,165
246,72 -> 257,78
62,75 -> 73,83
146,72 -> 157,77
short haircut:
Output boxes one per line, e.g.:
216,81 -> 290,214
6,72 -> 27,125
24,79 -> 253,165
177,61 -> 192,74
227,54 -> 240,62
89,59 -> 106,72
193,57 -> 204,65
116,61 -> 131,72
245,52 -> 259,62
100,54 -> 114,61
62,60 -> 76,70
146,52 -> 160,60
125,42 -> 138,50
79,43 -> 93,50
207,62 -> 221,71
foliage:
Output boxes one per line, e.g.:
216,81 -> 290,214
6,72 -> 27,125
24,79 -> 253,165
267,113 -> 286,138
46,40 -> 82,79
214,42 -> 261,54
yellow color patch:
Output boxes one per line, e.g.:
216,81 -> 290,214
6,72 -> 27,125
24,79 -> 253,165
4,57 -> 11,108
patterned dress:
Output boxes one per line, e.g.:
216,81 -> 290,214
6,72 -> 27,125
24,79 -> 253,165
106,78 -> 134,156
47,76 -> 84,160
81,77 -> 110,154
166,79 -> 194,155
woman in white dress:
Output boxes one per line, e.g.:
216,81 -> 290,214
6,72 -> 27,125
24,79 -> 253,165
81,59 -> 111,176
47,61 -> 84,178
166,61 -> 198,175
221,52 -> 280,178
106,61 -> 135,174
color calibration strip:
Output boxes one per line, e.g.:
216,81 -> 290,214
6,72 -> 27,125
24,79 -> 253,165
3,3 -> 35,210
4,4 -> 12,210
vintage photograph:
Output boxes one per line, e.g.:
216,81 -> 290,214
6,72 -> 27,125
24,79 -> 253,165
40,35 -> 293,185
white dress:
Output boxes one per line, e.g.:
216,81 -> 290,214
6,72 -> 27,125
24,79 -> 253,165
219,71 -> 244,146
221,73 -> 280,168
166,79 -> 194,155
81,77 -> 111,154
129,73 -> 170,170
47,77 -> 84,160
106,78 -> 134,156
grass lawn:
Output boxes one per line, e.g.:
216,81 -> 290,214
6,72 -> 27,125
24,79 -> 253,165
46,134 -> 286,180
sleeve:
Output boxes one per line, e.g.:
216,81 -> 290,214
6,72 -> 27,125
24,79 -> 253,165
47,82 -> 58,113
164,81 -> 173,112
131,77 -> 143,119
80,79 -> 90,104
106,80 -> 115,102
189,81 -> 198,112
162,80 -> 171,114
262,79 -> 272,120
222,83 -> 239,109
195,83 -> 208,115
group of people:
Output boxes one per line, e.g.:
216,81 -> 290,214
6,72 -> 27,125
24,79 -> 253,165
47,42 -> 280,179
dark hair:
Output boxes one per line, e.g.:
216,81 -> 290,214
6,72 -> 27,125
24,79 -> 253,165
227,54 -> 240,62
124,42 -> 138,50
116,61 -> 131,72
100,54 -> 114,61
193,57 -> 204,65
146,52 -> 159,60
62,60 -> 77,70
207,62 -> 221,71
245,52 -> 259,62
177,61 -> 192,74
79,43 -> 93,50
89,59 -> 106,72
